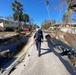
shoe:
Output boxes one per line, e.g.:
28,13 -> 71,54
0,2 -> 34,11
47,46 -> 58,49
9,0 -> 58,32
38,53 -> 41,57
38,51 -> 41,57
37,47 -> 38,50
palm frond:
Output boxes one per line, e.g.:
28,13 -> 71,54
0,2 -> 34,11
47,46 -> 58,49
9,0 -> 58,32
12,8 -> 16,11
46,0 -> 49,6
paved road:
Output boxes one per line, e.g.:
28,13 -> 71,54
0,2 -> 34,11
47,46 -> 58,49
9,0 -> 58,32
10,33 -> 76,75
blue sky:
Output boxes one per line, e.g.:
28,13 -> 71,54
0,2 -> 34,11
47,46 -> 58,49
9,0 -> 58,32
0,0 -> 75,26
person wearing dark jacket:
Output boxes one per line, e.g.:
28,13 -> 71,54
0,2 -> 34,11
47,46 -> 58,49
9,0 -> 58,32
34,28 -> 43,57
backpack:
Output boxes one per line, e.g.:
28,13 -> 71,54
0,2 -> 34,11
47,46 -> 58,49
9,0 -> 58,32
35,32 -> 41,41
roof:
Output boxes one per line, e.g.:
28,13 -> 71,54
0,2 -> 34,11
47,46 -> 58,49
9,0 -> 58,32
0,18 -> 17,23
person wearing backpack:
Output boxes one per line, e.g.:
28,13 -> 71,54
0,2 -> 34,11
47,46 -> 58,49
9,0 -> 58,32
34,28 -> 43,57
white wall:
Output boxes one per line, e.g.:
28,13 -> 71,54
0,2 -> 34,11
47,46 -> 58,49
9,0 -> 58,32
60,27 -> 76,34
4,21 -> 18,28
0,23 -> 4,27
0,21 -> 18,28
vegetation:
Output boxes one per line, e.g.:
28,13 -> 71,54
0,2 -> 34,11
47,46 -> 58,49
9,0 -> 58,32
22,14 -> 29,24
33,24 -> 39,29
41,23 -> 51,29
41,20 -> 51,29
70,3 -> 76,12
60,0 -> 76,24
12,0 -> 23,29
11,0 -> 30,32
45,0 -> 76,24
41,19 -> 56,29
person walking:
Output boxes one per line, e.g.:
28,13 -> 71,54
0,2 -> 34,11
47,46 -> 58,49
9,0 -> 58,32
34,28 -> 43,57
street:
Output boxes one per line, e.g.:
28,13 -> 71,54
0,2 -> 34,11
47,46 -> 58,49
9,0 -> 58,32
10,33 -> 76,75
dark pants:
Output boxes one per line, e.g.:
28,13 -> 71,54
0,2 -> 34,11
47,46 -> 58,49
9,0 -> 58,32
35,41 -> 41,51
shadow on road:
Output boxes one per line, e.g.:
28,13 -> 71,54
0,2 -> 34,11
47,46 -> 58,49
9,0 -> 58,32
45,35 -> 76,75
41,48 -> 52,55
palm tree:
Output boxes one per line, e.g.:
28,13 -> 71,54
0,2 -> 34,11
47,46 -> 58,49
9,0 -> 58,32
46,0 -> 51,20
70,3 -> 76,12
62,12 -> 70,24
22,14 -> 29,25
11,0 -> 23,31
62,0 -> 74,24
